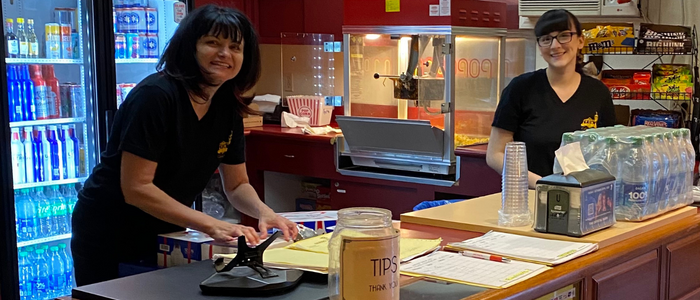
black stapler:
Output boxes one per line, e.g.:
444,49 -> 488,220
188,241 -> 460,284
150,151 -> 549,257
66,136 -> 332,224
199,231 -> 304,296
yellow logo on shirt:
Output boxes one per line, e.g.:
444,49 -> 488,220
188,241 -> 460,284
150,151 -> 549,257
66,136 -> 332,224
581,112 -> 599,129
217,131 -> 233,158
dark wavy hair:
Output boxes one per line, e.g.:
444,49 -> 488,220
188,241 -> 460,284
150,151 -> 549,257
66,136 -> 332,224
534,9 -> 584,73
157,4 -> 260,115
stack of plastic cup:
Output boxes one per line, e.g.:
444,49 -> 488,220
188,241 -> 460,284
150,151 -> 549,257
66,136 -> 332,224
499,141 -> 532,227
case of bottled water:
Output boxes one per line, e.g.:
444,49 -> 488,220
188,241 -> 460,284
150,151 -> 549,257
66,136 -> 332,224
553,126 -> 695,221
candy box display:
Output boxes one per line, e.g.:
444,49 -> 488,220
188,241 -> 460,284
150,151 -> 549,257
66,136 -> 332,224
582,24 -> 635,54
637,23 -> 693,54
601,70 -> 651,99
651,64 -> 693,100
631,109 -> 683,128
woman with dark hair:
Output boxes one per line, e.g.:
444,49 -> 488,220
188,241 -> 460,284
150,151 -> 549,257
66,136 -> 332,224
71,5 -> 297,285
486,9 -> 616,188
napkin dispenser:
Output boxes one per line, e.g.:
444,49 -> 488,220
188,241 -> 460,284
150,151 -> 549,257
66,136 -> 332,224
534,169 -> 616,237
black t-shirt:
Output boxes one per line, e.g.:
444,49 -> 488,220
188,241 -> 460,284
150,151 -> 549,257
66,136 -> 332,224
492,69 -> 616,177
76,73 -> 245,259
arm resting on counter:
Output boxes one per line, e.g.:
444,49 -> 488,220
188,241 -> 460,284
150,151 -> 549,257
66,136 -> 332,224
485,127 -> 541,189
120,151 -> 222,235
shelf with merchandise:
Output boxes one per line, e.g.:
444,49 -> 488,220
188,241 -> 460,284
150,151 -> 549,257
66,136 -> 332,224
5,58 -> 83,64
9,117 -> 85,128
583,45 -> 695,56
116,58 -> 158,64
17,233 -> 72,248
14,177 -> 87,190
610,91 -> 693,101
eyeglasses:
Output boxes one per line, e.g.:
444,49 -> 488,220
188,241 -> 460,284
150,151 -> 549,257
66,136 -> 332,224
537,31 -> 577,47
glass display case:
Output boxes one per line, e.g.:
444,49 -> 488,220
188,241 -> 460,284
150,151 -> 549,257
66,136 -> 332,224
336,26 -> 507,186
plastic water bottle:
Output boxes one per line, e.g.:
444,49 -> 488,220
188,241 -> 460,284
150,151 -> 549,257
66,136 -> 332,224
618,137 -> 651,221
48,246 -> 66,298
664,132 -> 681,208
18,252 -> 34,300
16,188 -> 37,241
11,128 -> 25,184
47,185 -> 69,235
590,137 -> 622,205
62,184 -> 78,230
58,243 -> 73,294
681,129 -> 695,204
642,135 -> 659,216
671,130 -> 688,206
35,187 -> 53,237
33,249 -> 49,299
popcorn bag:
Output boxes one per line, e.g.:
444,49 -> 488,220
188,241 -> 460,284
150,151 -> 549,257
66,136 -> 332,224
287,95 -> 333,126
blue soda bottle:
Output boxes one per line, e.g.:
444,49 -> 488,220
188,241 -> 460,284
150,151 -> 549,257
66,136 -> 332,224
47,126 -> 64,180
18,252 -> 34,300
58,243 -> 73,295
16,188 -> 37,241
48,185 -> 69,234
49,246 -> 66,298
35,187 -> 53,237
33,249 -> 49,299
7,65 -> 24,121
37,126 -> 51,182
19,65 -> 35,121
31,127 -> 45,182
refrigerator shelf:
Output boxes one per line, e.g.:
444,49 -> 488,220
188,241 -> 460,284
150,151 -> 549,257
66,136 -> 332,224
9,117 -> 86,128
5,58 -> 83,65
14,177 -> 88,190
17,233 -> 72,248
116,58 -> 159,64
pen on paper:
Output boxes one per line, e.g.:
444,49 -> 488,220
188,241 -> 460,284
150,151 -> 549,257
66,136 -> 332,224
460,250 -> 511,263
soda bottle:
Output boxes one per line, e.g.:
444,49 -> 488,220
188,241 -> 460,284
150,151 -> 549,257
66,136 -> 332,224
11,128 -> 25,184
22,127 -> 35,183
19,65 -> 37,121
7,65 -> 24,121
33,248 -> 49,299
18,252 -> 34,300
48,246 -> 66,298
34,187 -> 53,237
5,19 -> 18,58
16,188 -> 37,241
48,125 -> 64,180
32,127 -> 46,182
58,243 -> 73,294
69,124 -> 84,177
37,126 -> 52,181
16,18 -> 28,58
29,65 -> 50,120
26,19 -> 39,58
48,185 -> 69,234
42,65 -> 61,118
60,125 -> 76,179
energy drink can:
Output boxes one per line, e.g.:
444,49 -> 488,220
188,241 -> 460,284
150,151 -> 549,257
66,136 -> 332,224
125,33 -> 140,58
115,33 -> 126,59
145,8 -> 158,34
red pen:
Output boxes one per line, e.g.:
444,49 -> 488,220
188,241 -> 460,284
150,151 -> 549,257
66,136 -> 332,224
459,250 -> 511,263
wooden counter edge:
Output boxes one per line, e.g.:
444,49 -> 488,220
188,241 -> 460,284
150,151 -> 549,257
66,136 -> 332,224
463,213 -> 700,300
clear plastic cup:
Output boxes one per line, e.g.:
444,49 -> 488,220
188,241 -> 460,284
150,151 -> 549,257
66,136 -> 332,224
499,142 -> 532,226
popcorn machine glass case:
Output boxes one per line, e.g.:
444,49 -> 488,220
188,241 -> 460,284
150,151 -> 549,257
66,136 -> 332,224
336,26 -> 507,186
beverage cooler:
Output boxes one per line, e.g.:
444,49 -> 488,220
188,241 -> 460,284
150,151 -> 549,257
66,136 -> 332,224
0,0 -> 192,299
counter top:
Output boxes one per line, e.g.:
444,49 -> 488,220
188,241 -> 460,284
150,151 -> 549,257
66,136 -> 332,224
244,125 -> 488,157
68,211 -> 700,300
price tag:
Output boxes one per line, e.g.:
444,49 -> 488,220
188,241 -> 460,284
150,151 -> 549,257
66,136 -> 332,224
386,0 -> 400,12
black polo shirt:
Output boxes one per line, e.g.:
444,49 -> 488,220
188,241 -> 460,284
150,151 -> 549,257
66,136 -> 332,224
492,69 -> 616,177
75,73 -> 245,261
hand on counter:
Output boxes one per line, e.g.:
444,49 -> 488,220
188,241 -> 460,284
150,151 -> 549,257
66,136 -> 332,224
206,220 -> 261,245
258,211 -> 299,242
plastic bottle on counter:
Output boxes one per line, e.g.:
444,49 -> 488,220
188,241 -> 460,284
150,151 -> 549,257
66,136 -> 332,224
642,135 -> 660,216
617,137 -> 651,221
664,132 -> 681,208
680,129 -> 695,204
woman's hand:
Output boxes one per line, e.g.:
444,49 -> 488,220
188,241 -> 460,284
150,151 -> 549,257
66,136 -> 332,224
206,220 -> 261,245
258,212 -> 299,242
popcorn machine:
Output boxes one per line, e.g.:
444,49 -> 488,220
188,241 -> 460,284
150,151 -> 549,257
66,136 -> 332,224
335,0 -> 510,186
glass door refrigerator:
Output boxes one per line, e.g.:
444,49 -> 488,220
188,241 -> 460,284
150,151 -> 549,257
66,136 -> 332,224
98,0 -> 192,145
0,0 -> 100,299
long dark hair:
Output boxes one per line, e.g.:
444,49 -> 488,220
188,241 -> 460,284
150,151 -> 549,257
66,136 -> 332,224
534,9 -> 584,73
157,4 -> 260,115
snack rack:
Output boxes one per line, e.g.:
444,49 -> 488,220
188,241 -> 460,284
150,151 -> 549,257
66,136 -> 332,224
584,26 -> 699,155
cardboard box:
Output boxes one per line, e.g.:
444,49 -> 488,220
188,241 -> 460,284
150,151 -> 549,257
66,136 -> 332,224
157,230 -> 236,268
601,70 -> 651,99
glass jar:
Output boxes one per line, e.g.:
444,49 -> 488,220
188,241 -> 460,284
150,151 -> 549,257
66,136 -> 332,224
328,207 -> 399,300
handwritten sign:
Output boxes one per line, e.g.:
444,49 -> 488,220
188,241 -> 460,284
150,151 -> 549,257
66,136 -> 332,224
340,231 -> 400,299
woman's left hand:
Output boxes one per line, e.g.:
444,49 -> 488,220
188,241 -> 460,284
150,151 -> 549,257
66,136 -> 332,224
258,211 -> 299,242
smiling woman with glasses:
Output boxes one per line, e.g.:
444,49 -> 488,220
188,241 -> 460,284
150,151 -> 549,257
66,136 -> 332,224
485,9 -> 616,189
